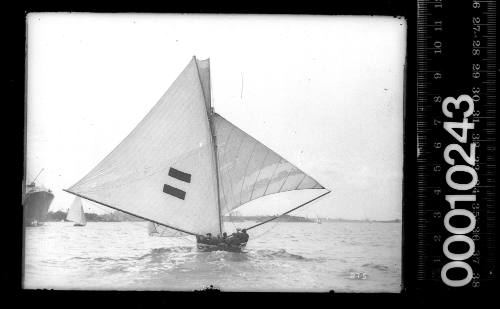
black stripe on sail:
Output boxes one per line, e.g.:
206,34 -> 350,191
163,184 -> 186,200
168,167 -> 191,183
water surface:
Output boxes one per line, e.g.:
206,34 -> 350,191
24,221 -> 401,292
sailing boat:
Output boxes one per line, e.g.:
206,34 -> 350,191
66,197 -> 87,226
64,57 -> 330,251
316,216 -> 322,224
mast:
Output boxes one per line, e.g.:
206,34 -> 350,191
193,56 -> 223,235
31,168 -> 44,185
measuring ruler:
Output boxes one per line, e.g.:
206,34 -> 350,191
416,0 -> 496,290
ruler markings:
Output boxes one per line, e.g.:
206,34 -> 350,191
415,0 -> 496,290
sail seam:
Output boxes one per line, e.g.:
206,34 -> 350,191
295,173 -> 308,190
222,187 -> 326,215
277,166 -> 294,193
220,126 -> 236,208
262,158 -> 283,196
248,148 -> 270,202
219,124 -> 236,210
214,114 -> 323,183
227,130 -> 247,205
238,140 -> 259,205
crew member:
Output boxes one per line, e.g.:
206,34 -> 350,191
227,228 -> 242,246
240,229 -> 249,243
231,228 -> 242,237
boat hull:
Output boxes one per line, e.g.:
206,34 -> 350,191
23,190 -> 54,227
195,235 -> 247,252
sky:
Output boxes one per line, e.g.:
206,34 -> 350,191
26,13 -> 406,220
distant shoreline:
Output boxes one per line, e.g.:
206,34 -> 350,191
45,211 -> 401,224
45,210 -> 143,222
224,215 -> 401,224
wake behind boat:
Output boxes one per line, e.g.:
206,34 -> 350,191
64,57 -> 330,252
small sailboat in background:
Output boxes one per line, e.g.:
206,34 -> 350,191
66,197 -> 87,226
316,216 -> 322,224
64,56 -> 330,251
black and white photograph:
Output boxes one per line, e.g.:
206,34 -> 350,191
24,13 -> 406,292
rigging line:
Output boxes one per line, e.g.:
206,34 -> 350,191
250,219 -> 280,241
212,111 -> 223,235
150,223 -> 197,243
245,190 -> 331,231
216,114 -> 313,174
88,202 -> 149,230
238,140 -> 259,205
217,126 -> 236,209
31,168 -> 44,184
248,148 -> 270,201
219,186 -> 325,225
218,124 -> 236,209
262,158 -> 283,195
294,173 -> 308,190
85,202 -> 147,229
63,189 -> 200,236
276,165 -> 295,193
223,212 -> 238,232
225,130 -> 246,205
221,212 -> 239,233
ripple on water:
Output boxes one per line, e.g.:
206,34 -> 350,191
24,221 -> 401,292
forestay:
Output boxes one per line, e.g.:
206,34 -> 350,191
65,58 -> 221,236
148,222 -> 189,237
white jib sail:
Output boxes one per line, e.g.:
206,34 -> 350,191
213,114 -> 325,215
66,197 -> 87,226
66,58 -> 220,236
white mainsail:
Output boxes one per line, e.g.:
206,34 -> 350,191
66,197 -> 87,226
66,58 -> 220,236
65,56 -> 329,238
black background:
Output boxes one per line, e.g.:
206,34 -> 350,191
5,0 -> 496,306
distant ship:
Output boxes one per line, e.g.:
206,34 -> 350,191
23,169 -> 54,227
